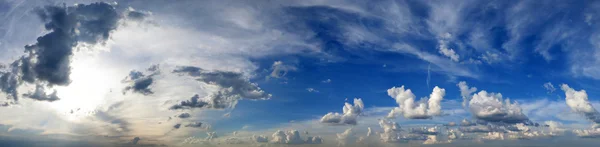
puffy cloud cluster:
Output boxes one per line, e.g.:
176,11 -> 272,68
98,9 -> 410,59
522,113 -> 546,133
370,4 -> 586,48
378,119 -> 403,143
560,84 -> 600,124
469,90 -> 529,124
170,66 -> 271,110
253,135 -> 268,143
269,130 -> 320,144
573,128 -> 600,138
320,98 -> 364,125
122,65 -> 159,95
386,86 -> 446,119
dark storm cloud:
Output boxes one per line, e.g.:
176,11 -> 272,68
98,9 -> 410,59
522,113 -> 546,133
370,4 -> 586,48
177,112 -> 191,119
0,2 -> 149,105
20,2 -> 119,86
22,84 -> 60,102
0,71 -> 19,103
122,65 -> 159,96
132,137 -> 140,145
169,94 -> 209,110
169,66 -> 271,110
173,124 -> 181,129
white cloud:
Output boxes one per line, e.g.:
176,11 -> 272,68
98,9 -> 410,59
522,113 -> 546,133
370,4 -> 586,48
269,61 -> 297,79
469,90 -> 529,123
321,79 -> 332,83
306,88 -> 319,93
336,128 -> 355,146
561,84 -> 600,124
386,86 -> 446,119
457,81 -> 477,108
320,98 -> 364,125
543,82 -> 556,93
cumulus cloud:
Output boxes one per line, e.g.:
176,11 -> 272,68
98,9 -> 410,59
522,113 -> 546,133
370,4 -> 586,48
306,136 -> 323,144
253,135 -> 268,143
269,61 -> 297,79
378,119 -> 402,143
560,84 -> 600,124
336,128 -> 355,146
386,86 -> 446,119
22,84 -> 60,102
122,65 -> 159,95
573,128 -> 600,138
457,81 -> 477,107
469,90 -> 530,124
320,98 -> 364,125
270,130 -> 307,144
170,66 -> 271,110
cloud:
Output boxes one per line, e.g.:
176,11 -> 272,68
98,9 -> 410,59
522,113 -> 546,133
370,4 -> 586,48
184,122 -> 211,130
206,132 -> 218,141
252,135 -> 268,143
122,65 -> 159,95
306,88 -> 319,93
543,82 -> 556,94
132,137 -> 140,145
469,90 -> 530,124
378,119 -> 402,143
457,81 -> 477,108
173,124 -> 181,129
306,136 -> 323,144
21,84 -> 60,102
573,128 -> 600,138
269,61 -> 297,79
321,79 -> 332,83
270,130 -> 306,144
320,98 -> 364,125
438,33 -> 460,62
15,2 -> 119,86
336,128 -> 355,146
560,84 -> 600,124
177,112 -> 191,119
170,66 -> 271,110
386,86 -> 446,119
0,2 -> 145,104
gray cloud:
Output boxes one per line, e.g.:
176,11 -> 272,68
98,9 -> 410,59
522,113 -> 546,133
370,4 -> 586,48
177,112 -> 190,119
173,124 -> 181,129
0,2 -> 146,105
19,2 -> 119,86
122,65 -> 159,96
22,84 -> 60,102
132,137 -> 140,145
170,66 -> 271,110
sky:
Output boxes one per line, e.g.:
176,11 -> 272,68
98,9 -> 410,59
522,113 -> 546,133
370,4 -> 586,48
1,0 -> 600,146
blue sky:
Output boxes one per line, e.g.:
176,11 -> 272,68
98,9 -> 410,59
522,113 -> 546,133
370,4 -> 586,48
2,0 -> 600,146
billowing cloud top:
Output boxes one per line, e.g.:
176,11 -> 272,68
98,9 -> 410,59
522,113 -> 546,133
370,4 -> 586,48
386,86 -> 446,119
